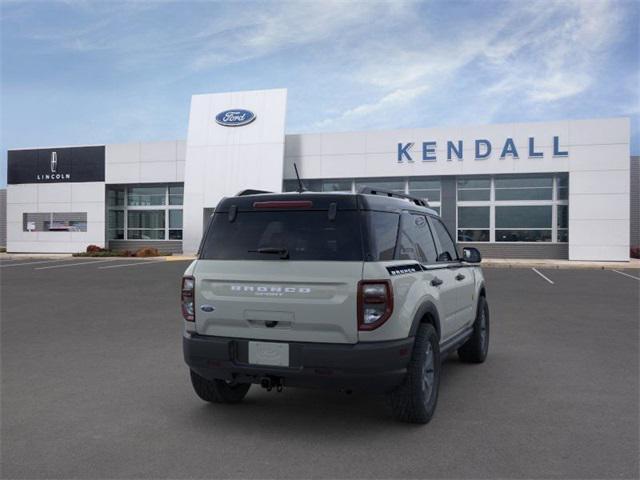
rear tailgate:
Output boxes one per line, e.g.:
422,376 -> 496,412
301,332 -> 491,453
194,260 -> 362,343
194,195 -> 364,344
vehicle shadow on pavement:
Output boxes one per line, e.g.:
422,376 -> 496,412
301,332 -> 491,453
182,355 -> 479,433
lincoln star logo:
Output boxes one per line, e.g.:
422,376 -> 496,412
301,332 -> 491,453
215,109 -> 256,127
36,151 -> 70,181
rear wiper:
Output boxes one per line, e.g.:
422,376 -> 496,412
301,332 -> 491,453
248,247 -> 290,259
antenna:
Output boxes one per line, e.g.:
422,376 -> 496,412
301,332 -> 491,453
293,163 -> 307,193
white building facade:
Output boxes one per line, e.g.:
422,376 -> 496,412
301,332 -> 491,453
5,88 -> 634,261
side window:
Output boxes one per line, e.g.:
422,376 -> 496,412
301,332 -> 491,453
396,213 -> 438,263
430,218 -> 458,262
365,211 -> 400,261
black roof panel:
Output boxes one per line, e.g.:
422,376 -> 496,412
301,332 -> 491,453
216,191 -> 439,216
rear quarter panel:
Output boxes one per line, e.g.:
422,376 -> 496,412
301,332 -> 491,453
359,261 -> 444,342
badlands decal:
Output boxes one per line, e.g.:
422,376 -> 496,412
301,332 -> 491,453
386,264 -> 423,276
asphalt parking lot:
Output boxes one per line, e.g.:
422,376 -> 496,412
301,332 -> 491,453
1,258 -> 638,479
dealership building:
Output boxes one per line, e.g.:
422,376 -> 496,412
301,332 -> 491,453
3,88 -> 638,261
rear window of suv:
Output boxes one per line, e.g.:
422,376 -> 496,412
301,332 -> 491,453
200,211 -> 364,261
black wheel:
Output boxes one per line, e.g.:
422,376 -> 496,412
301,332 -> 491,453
388,323 -> 441,424
458,295 -> 490,363
189,370 -> 251,404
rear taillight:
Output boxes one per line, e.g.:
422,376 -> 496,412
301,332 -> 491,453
357,280 -> 393,331
181,276 -> 195,322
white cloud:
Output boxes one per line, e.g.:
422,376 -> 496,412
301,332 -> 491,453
309,0 -> 628,131
2,0 -> 635,144
188,1 -> 411,71
313,85 -> 429,129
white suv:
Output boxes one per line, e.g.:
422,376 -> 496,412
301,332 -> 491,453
182,189 -> 489,423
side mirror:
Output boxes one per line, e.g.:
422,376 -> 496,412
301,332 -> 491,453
462,247 -> 482,264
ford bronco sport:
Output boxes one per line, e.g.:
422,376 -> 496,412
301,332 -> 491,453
182,188 -> 489,424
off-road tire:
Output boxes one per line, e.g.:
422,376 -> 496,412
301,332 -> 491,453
388,323 -> 441,424
190,370 -> 251,404
458,295 -> 490,363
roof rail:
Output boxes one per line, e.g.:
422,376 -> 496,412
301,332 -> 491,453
358,187 -> 429,207
236,189 -> 272,196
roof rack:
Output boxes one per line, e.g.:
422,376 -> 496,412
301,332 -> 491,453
236,189 -> 272,196
358,187 -> 429,207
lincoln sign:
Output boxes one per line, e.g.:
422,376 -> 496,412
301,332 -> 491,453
7,146 -> 105,185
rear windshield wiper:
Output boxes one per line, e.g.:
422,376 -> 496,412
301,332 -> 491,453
248,247 -> 290,259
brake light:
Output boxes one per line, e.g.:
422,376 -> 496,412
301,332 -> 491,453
253,200 -> 313,209
357,280 -> 393,331
181,276 -> 195,322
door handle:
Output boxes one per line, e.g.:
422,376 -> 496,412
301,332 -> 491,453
455,273 -> 466,281
431,277 -> 443,287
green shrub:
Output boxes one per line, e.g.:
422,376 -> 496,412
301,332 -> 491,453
72,247 -> 166,257
134,247 -> 161,257
73,251 -> 123,257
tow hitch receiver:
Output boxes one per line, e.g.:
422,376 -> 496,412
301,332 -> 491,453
260,376 -> 284,392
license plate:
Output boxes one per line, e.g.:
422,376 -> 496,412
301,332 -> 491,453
248,341 -> 289,367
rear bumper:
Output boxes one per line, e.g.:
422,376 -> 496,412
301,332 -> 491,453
183,333 -> 414,393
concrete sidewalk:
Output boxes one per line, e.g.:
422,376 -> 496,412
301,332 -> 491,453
0,253 -> 167,261
166,255 -> 640,269
3,252 -> 639,270
0,253 -> 73,260
483,257 -> 640,270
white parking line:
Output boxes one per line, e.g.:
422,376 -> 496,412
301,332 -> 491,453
612,269 -> 640,281
34,259 -> 118,270
532,268 -> 555,285
98,260 -> 166,269
0,259 -> 70,268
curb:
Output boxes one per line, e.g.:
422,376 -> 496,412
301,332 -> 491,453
482,261 -> 640,270
165,256 -> 196,261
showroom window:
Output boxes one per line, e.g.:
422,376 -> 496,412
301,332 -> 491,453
457,174 -> 568,243
169,210 -> 183,240
127,210 -> 165,239
282,178 -> 353,192
107,184 -> 183,241
557,204 -> 569,242
557,174 -> 569,200
457,206 -> 490,242
495,205 -> 552,242
169,185 -> 184,205
23,212 -> 87,232
355,177 -> 405,193
457,178 -> 491,201
107,189 -> 125,207
127,186 -> 166,206
409,178 -> 441,215
494,176 -> 553,201
108,210 -> 124,239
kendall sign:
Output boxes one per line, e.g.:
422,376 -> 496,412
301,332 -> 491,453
397,136 -> 568,163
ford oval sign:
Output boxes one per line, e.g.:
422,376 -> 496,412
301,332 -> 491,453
215,109 -> 256,127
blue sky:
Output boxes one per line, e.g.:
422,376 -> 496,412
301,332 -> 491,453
1,0 -> 638,186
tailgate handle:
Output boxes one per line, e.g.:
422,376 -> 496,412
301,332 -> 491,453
328,202 -> 337,221
228,205 -> 238,222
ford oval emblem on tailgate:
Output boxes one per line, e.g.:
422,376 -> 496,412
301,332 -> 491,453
200,305 -> 215,312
